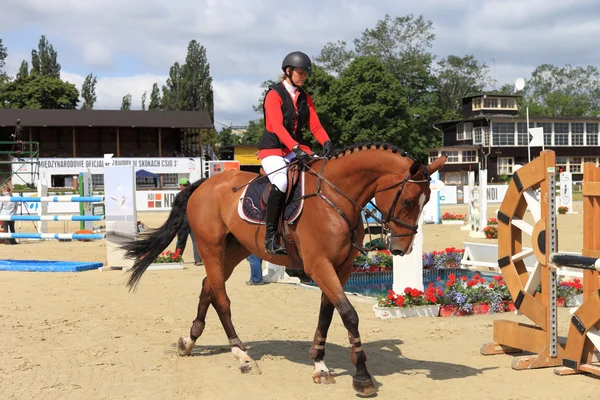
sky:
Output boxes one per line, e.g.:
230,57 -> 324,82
2,0 -> 600,130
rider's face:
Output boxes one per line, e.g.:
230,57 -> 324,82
289,68 -> 308,87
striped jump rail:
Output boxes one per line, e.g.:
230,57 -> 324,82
0,196 -> 104,203
0,215 -> 105,222
0,232 -> 105,240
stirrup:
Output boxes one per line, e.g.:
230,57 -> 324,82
265,235 -> 287,255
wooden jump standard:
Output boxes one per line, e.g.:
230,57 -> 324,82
480,150 -> 600,377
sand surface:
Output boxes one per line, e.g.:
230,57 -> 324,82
1,203 -> 598,399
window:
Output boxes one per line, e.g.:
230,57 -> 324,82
428,151 -> 439,164
472,98 -> 482,110
483,127 -> 490,146
571,123 -> 584,146
536,122 -> 552,146
441,150 -> 459,163
492,122 -> 515,146
473,127 -> 482,144
517,122 -> 534,146
586,123 -> 598,146
554,122 -> 569,146
570,157 -> 582,173
464,122 -> 473,140
584,157 -> 597,166
456,123 -> 465,140
484,98 -> 498,108
497,157 -> 514,175
500,98 -> 516,108
462,150 -> 477,162
162,173 -> 178,186
557,157 -> 567,173
92,174 -> 104,189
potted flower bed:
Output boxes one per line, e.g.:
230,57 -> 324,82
145,248 -> 185,270
441,212 -> 466,225
373,283 -> 442,319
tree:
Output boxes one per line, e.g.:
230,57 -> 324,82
141,91 -> 147,111
216,127 -> 241,147
149,82 -> 161,110
0,39 -> 7,76
121,93 -> 132,110
30,35 -> 61,78
17,60 -> 29,80
80,73 -> 97,110
161,62 -> 183,110
240,119 -> 264,145
182,40 -> 213,115
520,64 -> 600,116
435,55 -> 493,119
314,40 -> 355,76
0,75 -> 79,109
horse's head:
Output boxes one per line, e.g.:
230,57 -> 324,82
374,155 -> 446,256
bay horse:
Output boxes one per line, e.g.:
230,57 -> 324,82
122,143 -> 446,396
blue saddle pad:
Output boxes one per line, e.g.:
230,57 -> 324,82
238,174 -> 304,225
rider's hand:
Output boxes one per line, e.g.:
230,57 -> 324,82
322,141 -> 335,158
292,145 -> 311,165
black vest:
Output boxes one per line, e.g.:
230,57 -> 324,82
257,82 -> 310,150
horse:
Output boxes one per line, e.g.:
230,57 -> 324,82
122,143 -> 446,396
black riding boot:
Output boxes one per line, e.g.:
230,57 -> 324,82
265,185 -> 287,255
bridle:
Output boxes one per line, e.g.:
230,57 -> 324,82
302,157 -> 431,255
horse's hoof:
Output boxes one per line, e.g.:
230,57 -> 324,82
240,361 -> 262,375
312,370 -> 336,384
353,377 -> 377,397
177,337 -> 193,357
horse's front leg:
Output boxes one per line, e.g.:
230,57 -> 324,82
308,261 -> 376,396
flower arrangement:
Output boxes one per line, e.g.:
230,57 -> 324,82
441,212 -> 466,221
422,247 -> 465,270
487,217 -> 498,225
352,250 -> 393,272
558,206 -> 569,214
557,278 -> 583,298
483,225 -> 498,239
152,249 -> 184,264
377,283 -> 443,308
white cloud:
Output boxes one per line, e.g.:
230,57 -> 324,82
2,0 -> 600,126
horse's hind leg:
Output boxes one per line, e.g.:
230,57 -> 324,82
177,242 -> 250,360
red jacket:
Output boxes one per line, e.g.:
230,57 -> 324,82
257,87 -> 330,159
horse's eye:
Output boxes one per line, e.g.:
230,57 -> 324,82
403,199 -> 415,209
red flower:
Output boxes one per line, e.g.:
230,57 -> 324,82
395,296 -> 405,307
436,276 -> 441,281
460,276 -> 467,282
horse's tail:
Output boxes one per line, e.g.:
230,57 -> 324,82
122,178 -> 206,291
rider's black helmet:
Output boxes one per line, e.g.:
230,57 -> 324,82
281,51 -> 312,74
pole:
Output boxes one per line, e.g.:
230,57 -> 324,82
527,106 -> 531,163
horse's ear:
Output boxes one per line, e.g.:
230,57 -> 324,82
409,161 -> 420,176
427,155 -> 447,175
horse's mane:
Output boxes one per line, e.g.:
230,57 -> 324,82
329,142 -> 416,162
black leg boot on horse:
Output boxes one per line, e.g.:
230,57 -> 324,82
264,185 -> 287,255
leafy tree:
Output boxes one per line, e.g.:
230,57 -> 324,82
149,82 -> 161,110
17,60 -> 29,80
314,40 -> 355,76
121,93 -> 132,110
80,73 -> 97,110
141,90 -> 147,111
0,75 -> 79,109
161,62 -> 183,110
182,40 -> 213,116
240,120 -> 264,145
520,64 -> 600,116
30,35 -> 61,78
435,55 -> 493,119
0,39 -> 7,75
216,127 -> 239,146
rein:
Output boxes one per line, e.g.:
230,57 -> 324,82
302,157 -> 430,256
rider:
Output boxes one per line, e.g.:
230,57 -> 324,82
257,51 -> 335,255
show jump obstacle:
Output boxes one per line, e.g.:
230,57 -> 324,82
480,150 -> 600,377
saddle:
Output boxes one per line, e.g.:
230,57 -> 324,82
238,163 -> 304,225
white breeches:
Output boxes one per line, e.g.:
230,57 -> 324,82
261,153 -> 296,192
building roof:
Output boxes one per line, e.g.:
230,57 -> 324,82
462,92 -> 521,100
0,109 -> 213,129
